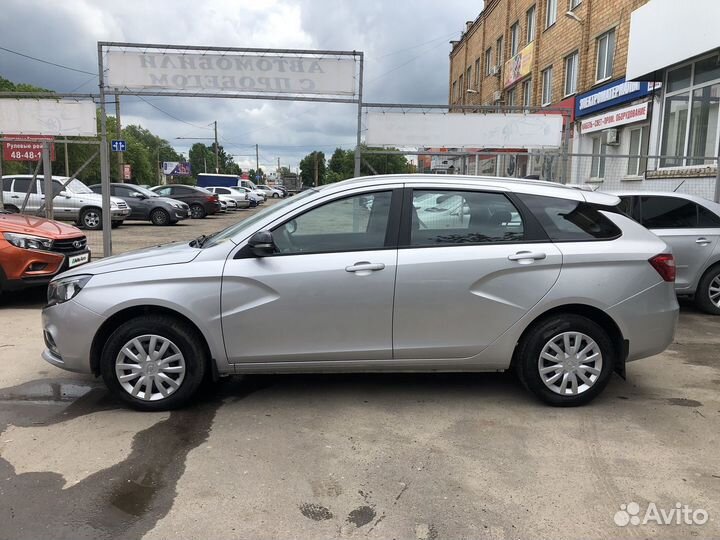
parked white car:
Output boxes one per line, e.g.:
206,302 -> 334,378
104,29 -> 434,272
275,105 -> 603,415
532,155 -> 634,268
2,175 -> 130,229
205,187 -> 251,209
255,184 -> 285,198
235,186 -> 265,204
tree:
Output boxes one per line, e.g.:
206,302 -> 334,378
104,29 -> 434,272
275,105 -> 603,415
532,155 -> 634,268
189,143 -> 212,177
299,151 -> 326,186
327,147 -> 354,181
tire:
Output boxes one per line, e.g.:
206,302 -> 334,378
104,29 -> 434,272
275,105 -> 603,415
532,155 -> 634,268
150,208 -> 171,226
190,203 -> 206,219
694,265 -> 720,315
100,314 -> 208,411
111,221 -> 123,229
4,205 -> 19,213
515,314 -> 615,407
272,193 -> 279,198
80,207 -> 102,230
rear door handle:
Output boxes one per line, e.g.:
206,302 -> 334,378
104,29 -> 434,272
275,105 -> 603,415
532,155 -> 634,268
508,251 -> 547,262
696,237 -> 712,246
345,262 -> 386,273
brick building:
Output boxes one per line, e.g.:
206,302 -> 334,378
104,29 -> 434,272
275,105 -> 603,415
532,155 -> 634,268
448,0 -> 653,182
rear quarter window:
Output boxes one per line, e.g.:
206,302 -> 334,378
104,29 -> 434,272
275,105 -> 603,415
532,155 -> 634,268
517,194 -> 621,241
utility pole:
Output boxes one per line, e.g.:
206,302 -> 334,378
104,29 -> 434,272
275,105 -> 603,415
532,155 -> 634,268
213,120 -> 219,173
277,157 -> 280,172
64,142 -> 70,178
255,144 -> 259,179
115,90 -> 123,182
314,152 -> 319,187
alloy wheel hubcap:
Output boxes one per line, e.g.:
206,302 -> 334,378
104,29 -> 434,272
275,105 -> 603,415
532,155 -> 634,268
115,334 -> 186,401
538,331 -> 602,396
709,275 -> 720,307
85,212 -> 100,227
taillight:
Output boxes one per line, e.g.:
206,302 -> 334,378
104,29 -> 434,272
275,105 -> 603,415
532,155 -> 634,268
649,253 -> 676,282
207,195 -> 218,202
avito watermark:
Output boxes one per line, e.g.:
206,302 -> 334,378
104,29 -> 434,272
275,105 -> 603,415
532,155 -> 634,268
614,501 -> 709,527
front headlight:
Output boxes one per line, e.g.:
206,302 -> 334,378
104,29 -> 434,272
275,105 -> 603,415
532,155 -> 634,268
3,232 -> 53,251
110,201 -> 119,208
172,202 -> 183,209
47,275 -> 92,306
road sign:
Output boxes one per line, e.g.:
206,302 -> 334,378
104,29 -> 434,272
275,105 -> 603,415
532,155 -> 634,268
2,135 -> 55,161
122,164 -> 132,180
111,140 -> 126,152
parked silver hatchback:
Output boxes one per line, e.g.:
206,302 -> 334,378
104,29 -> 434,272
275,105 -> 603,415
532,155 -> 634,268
611,191 -> 720,315
42,175 -> 679,410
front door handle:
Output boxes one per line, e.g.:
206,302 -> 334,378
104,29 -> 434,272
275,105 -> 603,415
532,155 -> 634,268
345,262 -> 386,273
508,251 -> 547,262
696,237 -> 712,246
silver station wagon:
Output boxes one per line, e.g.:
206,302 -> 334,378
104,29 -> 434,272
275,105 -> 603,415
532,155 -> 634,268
42,175 -> 679,410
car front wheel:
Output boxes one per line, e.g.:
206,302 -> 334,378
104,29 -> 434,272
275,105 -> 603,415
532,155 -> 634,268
695,265 -> 720,315
150,208 -> 171,226
80,207 -> 102,230
515,314 -> 615,406
100,315 -> 207,411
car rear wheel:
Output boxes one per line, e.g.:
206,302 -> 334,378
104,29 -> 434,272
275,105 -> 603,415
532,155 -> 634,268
100,315 -> 207,411
3,205 -> 19,213
150,208 -> 171,226
80,207 -> 102,230
695,265 -> 720,315
272,193 -> 279,198
515,314 -> 615,406
190,203 -> 206,219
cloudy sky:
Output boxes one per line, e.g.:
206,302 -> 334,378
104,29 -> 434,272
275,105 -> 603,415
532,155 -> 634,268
1,0 -> 476,171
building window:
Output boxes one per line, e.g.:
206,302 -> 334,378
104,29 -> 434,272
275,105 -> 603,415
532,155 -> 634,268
496,36 -> 504,67
485,48 -> 493,76
627,126 -> 649,176
564,51 -> 579,96
546,0 -> 557,28
570,0 -> 582,8
459,74 -> 464,100
507,87 -> 517,106
452,80 -> 458,103
523,78 -> 533,107
661,54 -> 720,167
541,67 -> 553,106
527,5 -> 536,43
591,136 -> 607,179
466,66 -> 472,90
474,58 -> 481,87
596,29 -> 616,82
510,22 -> 520,56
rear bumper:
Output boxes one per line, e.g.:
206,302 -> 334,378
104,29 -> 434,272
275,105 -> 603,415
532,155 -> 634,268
607,282 -> 679,362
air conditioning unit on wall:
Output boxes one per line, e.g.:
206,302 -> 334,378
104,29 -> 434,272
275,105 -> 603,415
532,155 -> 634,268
604,128 -> 620,145
493,90 -> 503,102
489,65 -> 501,77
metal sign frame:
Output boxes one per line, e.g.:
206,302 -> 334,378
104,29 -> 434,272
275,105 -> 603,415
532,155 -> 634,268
97,41 -> 364,255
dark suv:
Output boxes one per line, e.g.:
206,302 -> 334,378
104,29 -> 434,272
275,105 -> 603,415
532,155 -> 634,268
89,183 -> 189,226
150,185 -> 221,218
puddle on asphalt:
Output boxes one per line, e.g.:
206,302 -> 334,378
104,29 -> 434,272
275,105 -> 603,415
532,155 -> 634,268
0,379 -> 97,402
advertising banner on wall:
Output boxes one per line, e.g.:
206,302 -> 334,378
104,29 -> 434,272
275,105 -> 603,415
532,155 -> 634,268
504,43 -> 534,88
0,99 -> 97,136
579,101 -> 649,134
366,112 -> 563,148
107,52 -> 357,96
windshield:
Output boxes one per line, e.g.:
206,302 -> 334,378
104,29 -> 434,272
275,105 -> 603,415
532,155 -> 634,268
134,185 -> 159,197
66,179 -> 94,194
202,189 -> 316,248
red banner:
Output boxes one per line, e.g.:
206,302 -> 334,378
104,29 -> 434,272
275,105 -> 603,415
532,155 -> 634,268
3,135 -> 56,161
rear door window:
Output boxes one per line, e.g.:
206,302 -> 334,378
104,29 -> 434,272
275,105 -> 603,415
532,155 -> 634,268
518,194 -> 621,241
640,196 -> 698,228
409,190 -> 525,246
13,178 -> 38,194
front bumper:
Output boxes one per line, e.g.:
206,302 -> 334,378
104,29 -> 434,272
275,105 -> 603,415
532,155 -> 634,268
42,299 -> 104,374
173,207 -> 189,220
0,246 -> 90,291
111,208 -> 131,220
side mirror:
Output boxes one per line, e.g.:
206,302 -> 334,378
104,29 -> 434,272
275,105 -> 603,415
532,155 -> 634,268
59,190 -> 69,198
132,192 -> 146,199
247,230 -> 276,257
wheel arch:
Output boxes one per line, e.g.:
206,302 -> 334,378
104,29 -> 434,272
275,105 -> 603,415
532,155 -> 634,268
90,304 -> 216,379
511,303 -> 628,378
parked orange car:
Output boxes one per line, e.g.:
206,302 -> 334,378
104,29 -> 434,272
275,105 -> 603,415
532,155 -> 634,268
0,210 -> 90,294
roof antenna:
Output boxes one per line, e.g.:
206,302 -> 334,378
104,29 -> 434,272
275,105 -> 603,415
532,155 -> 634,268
673,179 -> 686,192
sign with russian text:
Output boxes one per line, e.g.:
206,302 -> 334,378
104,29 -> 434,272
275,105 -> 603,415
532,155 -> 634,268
107,52 -> 357,96
575,78 -> 660,118
2,135 -> 55,161
580,101 -> 649,134
504,43 -> 534,88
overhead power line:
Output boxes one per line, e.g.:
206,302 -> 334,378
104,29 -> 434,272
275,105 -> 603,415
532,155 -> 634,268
0,45 -> 97,75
